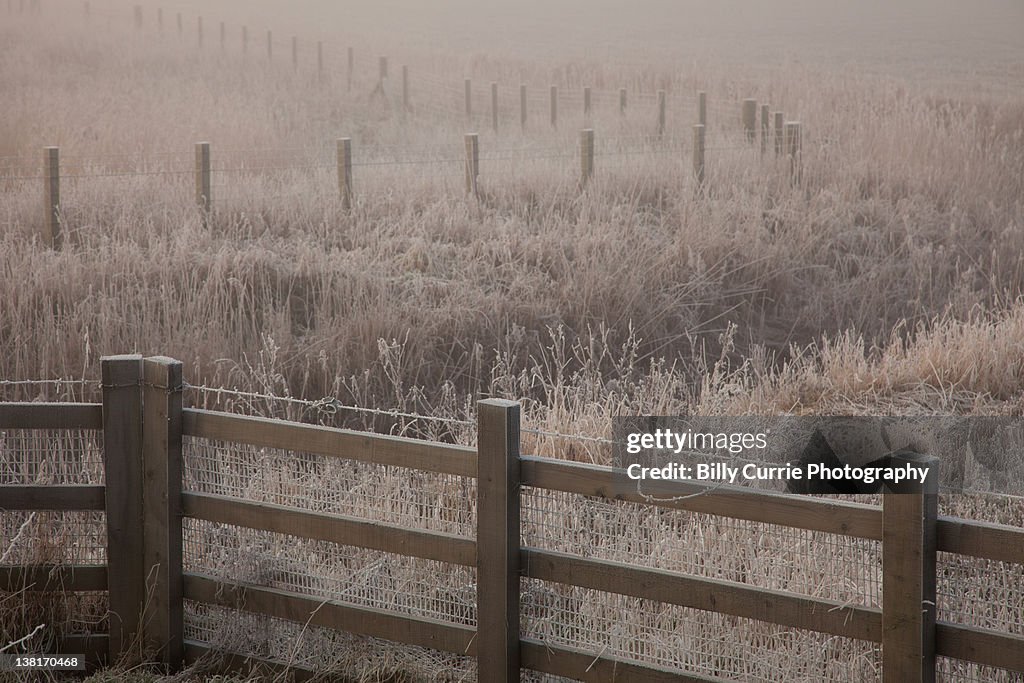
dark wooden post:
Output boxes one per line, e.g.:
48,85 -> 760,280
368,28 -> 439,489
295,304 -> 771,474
195,142 -> 211,224
337,138 -> 352,210
743,98 -> 757,142
882,452 -> 938,683
102,355 -> 144,665
464,133 -> 479,197
491,82 -> 499,133
549,85 -> 558,128
43,146 -> 60,248
693,124 -> 705,188
476,399 -> 521,683
520,84 -> 527,130
142,356 -> 184,670
657,90 -> 666,137
580,128 -> 594,186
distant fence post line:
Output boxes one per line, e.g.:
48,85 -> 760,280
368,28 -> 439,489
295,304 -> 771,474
464,133 -> 479,197
698,90 -> 707,126
785,121 -> 802,184
464,78 -> 472,121
742,98 -> 757,142
774,111 -> 784,155
491,82 -> 499,133
761,103 -> 770,155
657,90 -> 666,137
43,146 -> 60,248
619,87 -> 627,115
580,128 -> 594,185
520,84 -> 527,130
549,85 -> 558,128
337,138 -> 352,210
195,142 -> 211,223
476,398 -> 522,683
347,47 -> 353,91
693,124 -> 706,188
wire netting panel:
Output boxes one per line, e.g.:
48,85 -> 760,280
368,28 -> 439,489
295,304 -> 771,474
521,487 -> 882,608
0,511 -> 106,565
521,578 -> 881,682
183,436 -> 476,536
184,601 -> 477,681
937,553 -> 1024,635
0,429 -> 104,485
183,519 -> 476,627
937,657 -> 1023,682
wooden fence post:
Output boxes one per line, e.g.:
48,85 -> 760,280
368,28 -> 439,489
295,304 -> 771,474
619,87 -> 627,115
785,121 -> 802,184
141,356 -> 184,670
491,82 -> 498,133
742,98 -> 757,142
292,36 -> 298,71
197,16 -> 202,49
476,398 -> 521,683
464,78 -> 472,121
693,124 -> 705,188
266,30 -> 272,61
657,90 -> 666,137
378,56 -> 388,91
400,64 -> 408,111
157,7 -> 162,32
698,91 -> 707,126
347,47 -> 353,92
43,146 -> 60,248
761,104 -> 770,155
175,12 -> 181,37
317,41 -> 323,80
241,25 -> 247,54
882,453 -> 938,683
195,142 -> 211,222
464,133 -> 479,197
219,21 -> 225,50
520,84 -> 527,130
580,128 -> 594,186
774,111 -> 784,156
102,355 -> 144,665
84,1 -> 89,19
550,85 -> 558,128
133,4 -> 141,29
583,86 -> 592,120
337,138 -> 352,210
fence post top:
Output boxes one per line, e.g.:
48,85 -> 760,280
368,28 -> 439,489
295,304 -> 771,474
478,398 -> 519,409
101,353 -> 143,362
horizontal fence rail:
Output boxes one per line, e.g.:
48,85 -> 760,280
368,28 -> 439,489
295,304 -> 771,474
2,355 -> 1023,681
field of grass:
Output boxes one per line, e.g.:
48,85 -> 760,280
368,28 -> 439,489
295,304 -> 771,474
2,0 -> 1023,680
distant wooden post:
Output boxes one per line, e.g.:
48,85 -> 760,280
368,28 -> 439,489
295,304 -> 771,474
760,104 -> 770,155
266,30 -> 272,61
785,122 -> 802,184
195,142 -> 211,223
882,453 -> 938,683
133,4 -> 141,29
774,111 -> 784,155
580,128 -> 594,186
476,399 -> 522,683
657,90 -> 666,137
378,56 -> 388,91
519,84 -> 527,130
337,138 -> 352,210
698,91 -> 707,126
291,36 -> 298,70
197,16 -> 202,49
176,12 -> 181,36
102,355 -> 144,666
241,26 -> 247,54
347,47 -> 353,92
491,82 -> 498,133
549,85 -> 558,128
692,124 -> 705,188
84,2 -> 89,19
157,7 -> 162,32
583,86 -> 592,120
141,356 -> 184,670
464,133 -> 479,197
742,99 -> 757,142
317,42 -> 324,80
464,78 -> 472,121
219,21 -> 225,50
402,65 -> 410,112
43,146 -> 60,248
619,87 -> 627,115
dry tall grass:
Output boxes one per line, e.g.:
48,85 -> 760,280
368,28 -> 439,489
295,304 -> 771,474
2,0 -> 1023,680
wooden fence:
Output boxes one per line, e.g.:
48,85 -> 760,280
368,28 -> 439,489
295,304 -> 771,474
2,354 -> 1023,682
